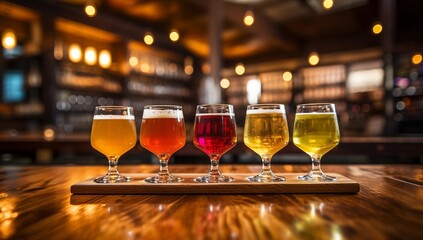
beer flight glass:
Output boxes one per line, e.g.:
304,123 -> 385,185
90,106 -> 137,183
293,103 -> 340,181
140,105 -> 186,183
193,104 -> 237,183
244,104 -> 289,182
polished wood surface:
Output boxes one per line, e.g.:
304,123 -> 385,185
71,173 -> 359,194
0,164 -> 422,239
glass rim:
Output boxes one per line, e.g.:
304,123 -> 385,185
144,105 -> 182,110
296,103 -> 335,106
196,104 -> 234,114
95,105 -> 133,110
247,104 -> 285,108
197,104 -> 233,108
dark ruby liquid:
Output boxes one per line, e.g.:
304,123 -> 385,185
193,114 -> 237,156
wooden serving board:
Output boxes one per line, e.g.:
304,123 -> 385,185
71,173 -> 360,194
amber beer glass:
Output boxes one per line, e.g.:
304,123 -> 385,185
244,104 -> 289,182
140,105 -> 186,183
293,103 -> 340,181
91,106 -> 137,183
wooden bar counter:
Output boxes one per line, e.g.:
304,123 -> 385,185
0,164 -> 422,239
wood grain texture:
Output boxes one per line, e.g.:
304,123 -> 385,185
71,173 -> 360,194
0,164 -> 422,240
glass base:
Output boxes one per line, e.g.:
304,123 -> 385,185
298,172 -> 337,181
194,174 -> 234,183
247,172 -> 286,182
93,174 -> 131,183
145,175 -> 184,183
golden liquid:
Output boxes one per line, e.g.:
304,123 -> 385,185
244,113 -> 289,156
293,113 -> 340,156
91,119 -> 137,157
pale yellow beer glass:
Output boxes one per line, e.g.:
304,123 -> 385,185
91,106 -> 137,183
244,104 -> 289,182
293,103 -> 340,181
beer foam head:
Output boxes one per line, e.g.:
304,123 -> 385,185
246,109 -> 285,115
143,109 -> 183,119
93,115 -> 135,120
195,113 -> 235,116
295,112 -> 336,115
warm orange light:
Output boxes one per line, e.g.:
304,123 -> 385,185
323,0 -> 334,10
282,71 -> 293,81
43,127 -> 55,141
68,44 -> 82,63
84,2 -> 96,17
411,53 -> 422,65
2,29 -> 17,49
99,50 -> 111,68
129,56 -> 138,67
140,63 -> 150,73
144,32 -> 154,45
169,29 -> 179,42
308,52 -> 320,66
243,10 -> 255,26
184,65 -> 193,75
235,63 -> 246,75
220,78 -> 230,89
54,40 -> 64,60
372,23 -> 383,35
84,47 -> 97,65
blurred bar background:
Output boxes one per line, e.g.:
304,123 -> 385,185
0,0 -> 422,165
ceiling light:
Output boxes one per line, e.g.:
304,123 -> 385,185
2,29 -> 17,49
411,53 -> 422,65
308,52 -> 320,66
220,78 -> 230,89
372,22 -> 383,35
84,0 -> 96,17
243,10 -> 255,27
322,0 -> 334,10
169,29 -> 179,42
84,47 -> 97,65
68,43 -> 82,63
235,63 -> 246,75
144,32 -> 154,45
282,71 -> 293,81
99,50 -> 111,69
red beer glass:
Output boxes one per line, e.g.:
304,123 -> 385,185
193,104 -> 237,183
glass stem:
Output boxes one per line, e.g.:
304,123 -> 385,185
261,154 -> 272,174
310,154 -> 323,176
209,154 -> 221,177
108,155 -> 119,176
158,154 -> 171,177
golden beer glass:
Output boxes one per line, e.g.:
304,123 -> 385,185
91,106 -> 137,183
244,104 -> 289,182
293,103 -> 340,181
140,105 -> 186,183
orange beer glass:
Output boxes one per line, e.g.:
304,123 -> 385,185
140,105 -> 186,183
